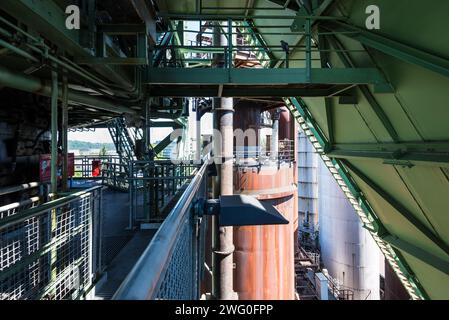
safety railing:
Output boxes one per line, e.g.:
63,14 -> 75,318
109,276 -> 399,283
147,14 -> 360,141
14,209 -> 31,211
73,155 -> 117,179
325,273 -> 355,301
128,160 -> 199,226
0,182 -> 43,215
234,139 -> 295,166
113,158 -> 210,300
153,16 -> 355,70
0,186 -> 103,300
101,158 -> 130,191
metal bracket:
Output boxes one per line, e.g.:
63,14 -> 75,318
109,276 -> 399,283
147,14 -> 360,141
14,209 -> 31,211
203,195 -> 289,227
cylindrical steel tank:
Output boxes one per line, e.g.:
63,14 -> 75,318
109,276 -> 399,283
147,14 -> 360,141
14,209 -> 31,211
232,101 -> 297,300
297,129 -> 319,249
318,159 -> 380,300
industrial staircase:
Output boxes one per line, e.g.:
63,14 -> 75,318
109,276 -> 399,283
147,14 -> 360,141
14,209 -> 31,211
108,117 -> 137,162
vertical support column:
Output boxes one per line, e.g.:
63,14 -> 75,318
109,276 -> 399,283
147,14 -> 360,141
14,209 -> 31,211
217,97 -> 235,300
270,109 -> 280,162
305,18 -> 312,82
50,66 -> 59,195
61,72 -> 69,192
211,21 -> 235,300
227,19 -> 233,69
196,103 -> 202,164
145,102 -> 152,158
50,65 -> 59,294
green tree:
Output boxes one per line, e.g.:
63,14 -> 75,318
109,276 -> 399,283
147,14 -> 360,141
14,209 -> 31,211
99,146 -> 107,156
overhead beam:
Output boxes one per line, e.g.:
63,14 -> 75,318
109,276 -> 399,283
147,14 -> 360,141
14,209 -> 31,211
322,21 -> 449,78
153,132 -> 178,155
146,67 -> 390,86
326,34 -> 399,142
382,234 -> 449,277
129,0 -> 157,44
0,65 -> 135,115
328,142 -> 449,167
340,159 -> 449,257
147,85 -> 351,98
1,0 -> 133,88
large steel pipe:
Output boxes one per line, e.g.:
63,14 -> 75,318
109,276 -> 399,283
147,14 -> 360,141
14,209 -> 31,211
0,65 -> 135,115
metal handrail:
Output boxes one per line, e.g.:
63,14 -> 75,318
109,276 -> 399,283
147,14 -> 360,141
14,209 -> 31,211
0,182 -> 41,197
113,157 -> 209,300
0,186 -> 103,230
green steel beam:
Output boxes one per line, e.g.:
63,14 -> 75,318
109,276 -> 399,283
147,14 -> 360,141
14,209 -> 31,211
322,20 -> 449,78
158,14 -> 345,21
382,234 -> 449,277
97,24 -> 147,35
318,30 -> 334,145
289,97 -> 330,151
129,0 -> 158,44
75,57 -> 148,65
1,0 -> 82,55
328,142 -> 449,167
341,159 -> 449,257
287,95 -> 428,299
153,132 -> 177,155
1,0 -> 133,87
326,34 -> 399,142
147,85 -> 351,97
151,121 -> 183,128
145,67 -> 390,85
314,0 -> 335,17
243,20 -> 277,68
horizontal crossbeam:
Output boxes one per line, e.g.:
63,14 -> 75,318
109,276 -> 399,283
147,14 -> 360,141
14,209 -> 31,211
322,21 -> 449,78
148,85 -> 353,98
146,67 -> 389,85
341,159 -> 449,257
382,234 -> 449,277
328,142 -> 449,167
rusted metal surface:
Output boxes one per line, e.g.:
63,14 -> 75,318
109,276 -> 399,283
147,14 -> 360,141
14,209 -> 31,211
233,179 -> 297,300
232,101 -> 297,300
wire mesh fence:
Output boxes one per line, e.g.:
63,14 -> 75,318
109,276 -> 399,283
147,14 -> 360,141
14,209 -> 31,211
0,186 -> 103,300
113,158 -> 209,300
155,214 -> 198,299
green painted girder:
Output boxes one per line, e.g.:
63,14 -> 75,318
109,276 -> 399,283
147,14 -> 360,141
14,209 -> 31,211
285,97 -> 428,300
322,20 -> 449,78
341,159 -> 449,257
145,67 -> 390,86
382,234 -> 449,277
239,20 -> 277,68
289,97 -> 330,151
148,85 -> 353,98
1,0 -> 82,55
328,142 -> 449,167
153,132 -> 178,155
97,24 -> 147,35
1,0 -> 132,87
75,57 -> 149,65
151,121 -> 183,128
129,0 -> 158,44
325,34 -> 399,142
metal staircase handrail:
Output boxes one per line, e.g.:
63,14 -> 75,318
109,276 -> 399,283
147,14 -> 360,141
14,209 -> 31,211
113,155 -> 210,300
